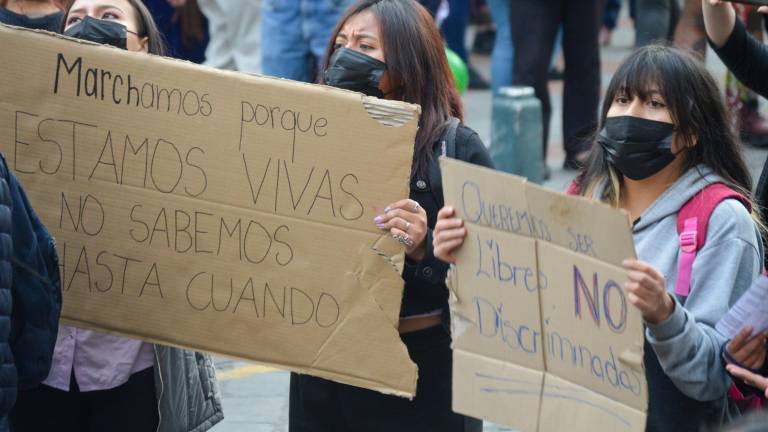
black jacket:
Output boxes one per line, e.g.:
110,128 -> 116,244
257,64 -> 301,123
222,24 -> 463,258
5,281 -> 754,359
0,153 -> 61,421
0,156 -> 14,420
710,19 -> 768,267
711,18 -> 768,99
400,124 -> 494,317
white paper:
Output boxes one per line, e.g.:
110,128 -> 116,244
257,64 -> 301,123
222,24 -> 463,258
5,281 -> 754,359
716,274 -> 768,339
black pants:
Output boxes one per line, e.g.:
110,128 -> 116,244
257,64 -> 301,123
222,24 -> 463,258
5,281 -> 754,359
509,0 -> 601,162
289,325 -> 482,432
634,0 -> 680,47
10,367 -> 158,432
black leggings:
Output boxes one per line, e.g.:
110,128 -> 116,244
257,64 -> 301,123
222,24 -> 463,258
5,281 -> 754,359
289,325 -> 482,432
509,0 -> 601,161
10,367 -> 158,432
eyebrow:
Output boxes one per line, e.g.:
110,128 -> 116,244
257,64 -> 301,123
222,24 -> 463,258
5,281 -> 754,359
97,5 -> 126,14
337,31 -> 378,41
68,4 -> 126,17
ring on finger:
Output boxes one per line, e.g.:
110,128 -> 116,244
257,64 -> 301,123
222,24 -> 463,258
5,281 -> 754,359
394,234 -> 414,248
405,221 -> 412,232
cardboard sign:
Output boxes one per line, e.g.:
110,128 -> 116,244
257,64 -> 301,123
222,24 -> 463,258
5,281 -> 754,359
441,158 -> 647,431
0,25 -> 420,397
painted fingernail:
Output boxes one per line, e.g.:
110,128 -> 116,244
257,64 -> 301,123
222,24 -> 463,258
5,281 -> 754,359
384,207 -> 392,213
374,216 -> 384,223
376,223 -> 386,229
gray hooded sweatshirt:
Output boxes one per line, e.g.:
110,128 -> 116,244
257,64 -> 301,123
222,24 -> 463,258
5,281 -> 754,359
601,165 -> 763,431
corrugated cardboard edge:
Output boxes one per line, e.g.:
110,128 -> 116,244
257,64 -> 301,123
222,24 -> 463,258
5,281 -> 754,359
61,317 -> 417,399
0,24 -> 421,128
60,233 -> 417,397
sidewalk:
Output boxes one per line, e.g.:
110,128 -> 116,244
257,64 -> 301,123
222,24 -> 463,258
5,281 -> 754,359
211,12 -> 768,432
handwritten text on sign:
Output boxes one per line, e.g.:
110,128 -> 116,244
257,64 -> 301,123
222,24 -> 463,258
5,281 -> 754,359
442,158 -> 646,432
0,25 -> 420,397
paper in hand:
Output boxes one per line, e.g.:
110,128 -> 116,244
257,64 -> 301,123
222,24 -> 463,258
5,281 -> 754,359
716,273 -> 768,339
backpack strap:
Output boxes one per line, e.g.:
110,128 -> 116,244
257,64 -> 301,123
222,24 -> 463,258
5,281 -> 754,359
428,117 -> 460,209
566,177 -> 583,196
675,183 -> 751,298
440,117 -> 459,159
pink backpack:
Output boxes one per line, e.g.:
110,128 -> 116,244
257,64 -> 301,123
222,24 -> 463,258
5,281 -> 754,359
673,184 -> 751,299
567,180 -> 765,411
673,184 -> 764,412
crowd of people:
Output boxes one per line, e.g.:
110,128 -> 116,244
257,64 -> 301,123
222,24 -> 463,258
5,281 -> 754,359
1,0 -> 768,431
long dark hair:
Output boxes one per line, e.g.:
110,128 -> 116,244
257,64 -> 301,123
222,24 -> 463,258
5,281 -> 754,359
60,0 -> 166,56
322,0 -> 464,177
579,45 -> 752,205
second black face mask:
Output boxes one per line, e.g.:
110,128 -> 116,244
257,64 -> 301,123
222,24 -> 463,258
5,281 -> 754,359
0,9 -> 64,32
64,16 -> 128,50
598,116 -> 676,181
324,47 -> 386,98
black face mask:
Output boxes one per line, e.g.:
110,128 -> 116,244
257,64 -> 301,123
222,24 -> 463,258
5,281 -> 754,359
324,47 -> 386,98
64,16 -> 131,50
0,8 -> 64,32
598,116 -> 677,181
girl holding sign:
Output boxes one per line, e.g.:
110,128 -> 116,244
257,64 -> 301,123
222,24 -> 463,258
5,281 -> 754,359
435,45 -> 764,431
10,1 -> 223,432
289,0 -> 493,431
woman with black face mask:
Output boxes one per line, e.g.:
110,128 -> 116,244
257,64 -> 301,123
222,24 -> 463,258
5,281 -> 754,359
10,1 -> 223,431
435,45 -> 765,431
290,1 -> 492,431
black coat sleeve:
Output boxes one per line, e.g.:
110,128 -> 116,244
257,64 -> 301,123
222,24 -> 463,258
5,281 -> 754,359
710,18 -> 768,98
3,154 -> 62,390
714,20 -> 768,268
725,344 -> 768,398
403,127 -> 494,286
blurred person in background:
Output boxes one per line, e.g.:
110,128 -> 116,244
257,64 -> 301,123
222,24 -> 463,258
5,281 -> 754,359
261,0 -> 352,82
508,0 -> 601,174
144,0 -> 209,63
198,0 -> 261,73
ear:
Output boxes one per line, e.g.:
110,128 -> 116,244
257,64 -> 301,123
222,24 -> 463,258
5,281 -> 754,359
672,130 -> 697,154
139,36 -> 149,53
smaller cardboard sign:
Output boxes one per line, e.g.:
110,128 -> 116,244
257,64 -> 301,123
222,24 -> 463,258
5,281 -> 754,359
441,158 -> 646,432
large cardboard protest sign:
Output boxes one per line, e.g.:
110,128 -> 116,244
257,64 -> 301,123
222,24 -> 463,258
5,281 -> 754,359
0,24 -> 420,396
441,158 -> 647,431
